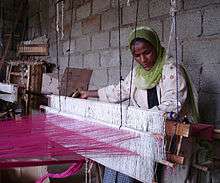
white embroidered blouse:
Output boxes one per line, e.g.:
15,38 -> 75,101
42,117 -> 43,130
98,59 -> 188,114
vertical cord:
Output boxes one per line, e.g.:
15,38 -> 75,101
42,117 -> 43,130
172,1 -> 180,121
128,0 -> 139,106
61,0 -> 64,40
117,0 -> 123,129
65,0 -> 74,97
55,1 -> 61,111
85,159 -> 88,183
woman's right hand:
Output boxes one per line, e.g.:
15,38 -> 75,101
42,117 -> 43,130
79,90 -> 89,99
79,90 -> 99,99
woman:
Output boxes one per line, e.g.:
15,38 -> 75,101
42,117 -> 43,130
80,27 -> 198,183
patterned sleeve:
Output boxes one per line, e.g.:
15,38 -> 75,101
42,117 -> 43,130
158,61 -> 188,113
98,71 -> 133,103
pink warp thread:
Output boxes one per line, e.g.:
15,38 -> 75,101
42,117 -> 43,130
36,160 -> 84,183
0,114 -> 138,168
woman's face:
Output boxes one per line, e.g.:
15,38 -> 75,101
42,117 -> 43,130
131,41 -> 157,71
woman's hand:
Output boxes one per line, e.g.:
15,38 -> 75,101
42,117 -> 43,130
79,90 -> 89,99
79,90 -> 99,99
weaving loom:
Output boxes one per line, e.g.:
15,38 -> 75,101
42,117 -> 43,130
0,94 -> 166,183
44,95 -> 166,182
0,0 -> 216,182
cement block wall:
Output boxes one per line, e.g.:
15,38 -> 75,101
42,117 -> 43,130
28,0 -> 220,126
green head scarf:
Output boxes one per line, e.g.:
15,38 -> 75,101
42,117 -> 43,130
128,26 -> 165,89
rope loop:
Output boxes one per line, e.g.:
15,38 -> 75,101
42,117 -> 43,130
170,0 -> 178,16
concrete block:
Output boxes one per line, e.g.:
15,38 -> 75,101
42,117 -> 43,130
110,27 -> 132,47
92,0 -> 110,14
199,92 -> 220,123
108,66 -> 131,85
90,68 -> 108,87
111,0 -> 136,7
122,0 -> 149,25
183,39 -> 220,65
203,7 -> 220,36
69,54 -> 83,68
84,52 -> 100,69
164,11 -> 202,42
183,63 -> 203,91
63,40 -> 76,55
121,48 -> 133,67
138,20 -> 163,42
76,2 -> 91,21
101,8 -> 118,31
184,0 -> 220,10
201,64 -> 220,93
59,56 -> 69,72
100,48 -> 133,67
59,54 -> 83,71
92,32 -> 110,50
149,0 -> 182,18
63,9 -> 75,27
75,36 -> 91,52
82,15 -> 101,34
161,39 -> 182,63
49,41 -> 63,57
71,22 -> 83,38
100,49 -> 120,67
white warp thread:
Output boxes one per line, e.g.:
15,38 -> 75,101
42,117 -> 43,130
47,95 -> 166,183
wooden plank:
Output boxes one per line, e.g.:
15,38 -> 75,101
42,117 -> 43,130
17,44 -> 48,56
176,123 -> 190,137
165,121 -> 176,136
60,68 -> 93,97
165,121 -> 190,137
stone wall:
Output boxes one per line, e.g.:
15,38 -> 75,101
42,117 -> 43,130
30,0 -> 220,126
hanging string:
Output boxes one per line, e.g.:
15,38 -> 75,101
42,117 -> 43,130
127,0 -> 131,6
55,0 -> 61,111
65,0 -> 74,97
117,0 -> 123,129
128,0 -> 139,106
61,0 -> 64,40
170,0 -> 180,121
